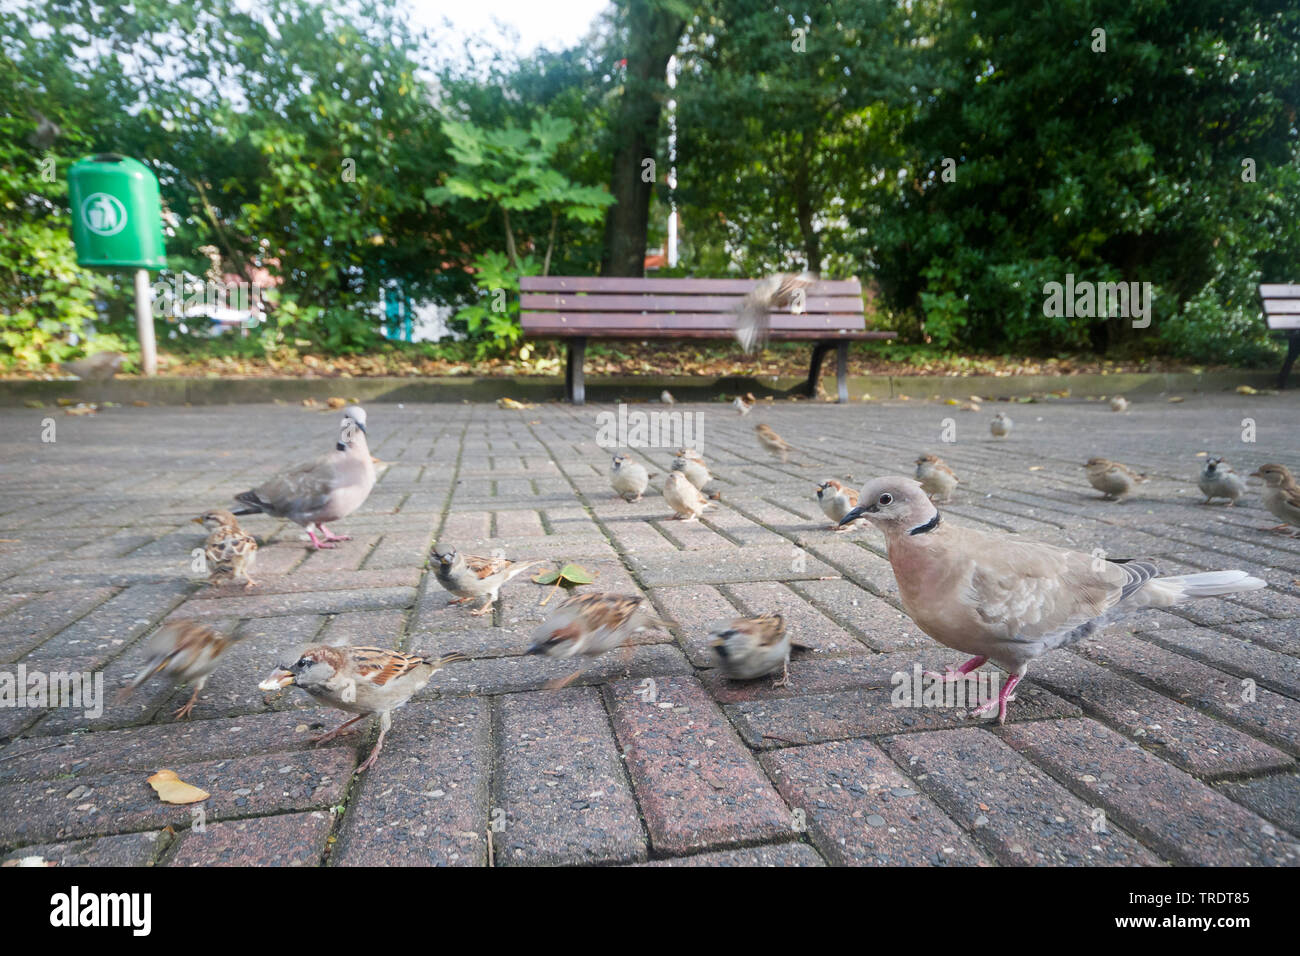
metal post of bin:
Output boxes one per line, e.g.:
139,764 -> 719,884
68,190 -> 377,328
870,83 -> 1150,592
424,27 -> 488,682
134,269 -> 156,375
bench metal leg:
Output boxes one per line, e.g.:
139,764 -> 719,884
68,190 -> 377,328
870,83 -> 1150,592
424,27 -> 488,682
835,341 -> 849,403
805,342 -> 849,402
566,338 -> 587,405
1279,332 -> 1300,390
806,342 -> 832,399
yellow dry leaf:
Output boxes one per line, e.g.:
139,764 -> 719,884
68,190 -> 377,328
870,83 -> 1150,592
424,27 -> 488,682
1236,385 -> 1258,395
327,396 -> 347,409
1167,396 -> 1185,403
1028,466 -> 1044,471
497,397 -> 535,410
64,404 -> 97,416
147,769 -> 210,805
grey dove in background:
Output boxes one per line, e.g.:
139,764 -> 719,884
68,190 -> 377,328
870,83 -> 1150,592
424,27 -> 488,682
233,405 -> 376,550
839,476 -> 1266,723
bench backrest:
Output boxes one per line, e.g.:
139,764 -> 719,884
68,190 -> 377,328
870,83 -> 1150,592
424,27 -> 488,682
1261,284 -> 1300,331
520,276 -> 865,337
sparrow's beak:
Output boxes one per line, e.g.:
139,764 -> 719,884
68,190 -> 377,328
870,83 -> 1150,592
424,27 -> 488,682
191,516 -> 203,525
524,643 -> 547,656
258,669 -> 295,691
838,503 -> 876,526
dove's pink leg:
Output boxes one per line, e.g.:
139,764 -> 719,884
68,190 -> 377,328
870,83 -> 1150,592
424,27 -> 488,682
305,529 -> 337,550
925,656 -> 987,682
318,524 -> 351,542
971,672 -> 1022,724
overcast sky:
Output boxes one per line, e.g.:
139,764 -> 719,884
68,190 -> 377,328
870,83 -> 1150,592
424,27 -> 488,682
410,0 -> 611,56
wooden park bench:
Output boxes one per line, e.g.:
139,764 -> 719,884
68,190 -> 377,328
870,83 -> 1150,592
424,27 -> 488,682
1260,284 -> 1300,388
519,276 -> 895,405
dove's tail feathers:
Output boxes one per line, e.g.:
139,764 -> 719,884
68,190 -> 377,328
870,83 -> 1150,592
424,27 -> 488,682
1140,570 -> 1266,606
232,491 -> 268,514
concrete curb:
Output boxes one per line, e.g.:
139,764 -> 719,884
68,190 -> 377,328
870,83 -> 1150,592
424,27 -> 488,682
0,369 -> 1282,406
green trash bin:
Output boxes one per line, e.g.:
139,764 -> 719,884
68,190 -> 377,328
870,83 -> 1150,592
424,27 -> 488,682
68,154 -> 166,270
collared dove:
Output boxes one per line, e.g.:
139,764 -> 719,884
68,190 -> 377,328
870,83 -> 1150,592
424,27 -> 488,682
233,405 -> 376,550
839,476 -> 1266,723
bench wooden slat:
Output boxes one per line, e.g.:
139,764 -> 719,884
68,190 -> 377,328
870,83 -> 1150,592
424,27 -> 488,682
519,293 -> 865,313
520,326 -> 891,340
521,312 -> 867,332
521,276 -> 862,295
1259,284 -> 1300,297
1261,299 -> 1300,315
1266,315 -> 1300,330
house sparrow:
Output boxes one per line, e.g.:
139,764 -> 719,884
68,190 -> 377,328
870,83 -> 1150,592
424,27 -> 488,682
1110,396 -> 1129,412
1198,457 -> 1247,506
1250,464 -> 1300,535
733,394 -> 754,415
710,613 -> 804,687
233,406 -> 376,549
431,547 -> 540,615
838,476 -> 1264,722
526,592 -> 668,689
664,470 -> 712,520
60,351 -> 125,381
660,390 -> 675,405
193,509 -> 258,588
734,274 -> 815,353
990,412 -> 1012,438
1084,457 -> 1147,501
915,454 -> 959,502
672,447 -> 711,490
118,620 -> 242,719
816,479 -> 859,529
755,423 -> 794,463
610,454 -> 652,502
260,645 -> 465,774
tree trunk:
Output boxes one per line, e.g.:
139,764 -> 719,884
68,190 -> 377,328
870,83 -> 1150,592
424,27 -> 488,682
600,0 -> 687,277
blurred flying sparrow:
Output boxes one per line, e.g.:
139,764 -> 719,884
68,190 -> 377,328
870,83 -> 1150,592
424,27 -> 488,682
118,620 -> 243,719
526,592 -> 668,689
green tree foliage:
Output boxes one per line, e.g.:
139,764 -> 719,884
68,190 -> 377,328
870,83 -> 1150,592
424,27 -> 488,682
868,0 -> 1300,361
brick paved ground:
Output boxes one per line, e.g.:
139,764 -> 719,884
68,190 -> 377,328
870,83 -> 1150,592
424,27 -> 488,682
0,393 -> 1297,866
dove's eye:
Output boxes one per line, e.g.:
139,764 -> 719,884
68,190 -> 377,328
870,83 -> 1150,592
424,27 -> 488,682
878,493 -> 893,505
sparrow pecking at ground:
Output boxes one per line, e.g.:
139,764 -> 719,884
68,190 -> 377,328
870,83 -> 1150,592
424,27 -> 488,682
816,479 -> 859,529
431,546 -> 540,615
1084,457 -> 1147,501
118,620 -> 243,719
733,274 -> 816,353
1197,457 -> 1247,506
755,423 -> 794,463
260,645 -> 465,774
672,447 -> 712,491
233,405 -> 376,549
1110,396 -> 1129,412
526,592 -> 668,689
610,453 -> 652,502
838,476 -> 1265,723
193,509 -> 258,588
1250,463 -> 1300,535
990,412 -> 1013,438
664,470 -> 713,520
709,613 -> 806,687
915,454 -> 959,502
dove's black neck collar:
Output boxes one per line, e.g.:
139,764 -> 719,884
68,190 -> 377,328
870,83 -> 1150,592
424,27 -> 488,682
908,512 -> 941,536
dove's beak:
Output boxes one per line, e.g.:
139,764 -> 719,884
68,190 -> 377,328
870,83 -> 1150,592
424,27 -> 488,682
258,669 -> 295,691
838,503 -> 876,526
